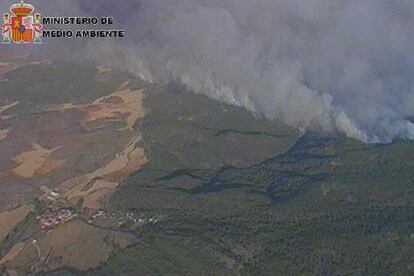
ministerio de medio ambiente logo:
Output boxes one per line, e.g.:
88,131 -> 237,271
2,1 -> 43,44
1,1 -> 125,45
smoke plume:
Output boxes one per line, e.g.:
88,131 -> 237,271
2,0 -> 414,142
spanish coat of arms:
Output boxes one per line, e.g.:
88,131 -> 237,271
2,1 -> 42,44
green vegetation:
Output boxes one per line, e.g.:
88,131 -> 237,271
89,86 -> 414,275
2,62 -> 414,275
0,63 -> 126,115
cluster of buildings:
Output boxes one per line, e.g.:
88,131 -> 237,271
37,209 -> 75,230
35,202 -> 161,232
118,212 -> 161,228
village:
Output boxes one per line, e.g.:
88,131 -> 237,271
37,209 -> 76,230
36,204 -> 161,232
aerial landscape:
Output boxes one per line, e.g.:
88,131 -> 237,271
1,0 -> 414,275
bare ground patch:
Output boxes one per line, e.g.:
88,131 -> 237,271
59,135 -> 148,211
0,242 -> 25,265
0,85 -> 147,211
12,144 -> 61,178
0,101 -> 19,117
0,128 -> 9,141
0,205 -> 34,242
6,219 -> 136,272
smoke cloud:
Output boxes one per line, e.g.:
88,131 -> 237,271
2,0 -> 414,142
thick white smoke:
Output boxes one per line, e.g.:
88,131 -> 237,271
2,0 -> 414,142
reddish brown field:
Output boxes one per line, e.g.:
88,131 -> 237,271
0,205 -> 33,242
0,84 -> 147,212
5,219 -> 136,272
0,63 -> 147,273
0,242 -> 25,265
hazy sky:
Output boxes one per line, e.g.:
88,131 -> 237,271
2,0 -> 413,142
